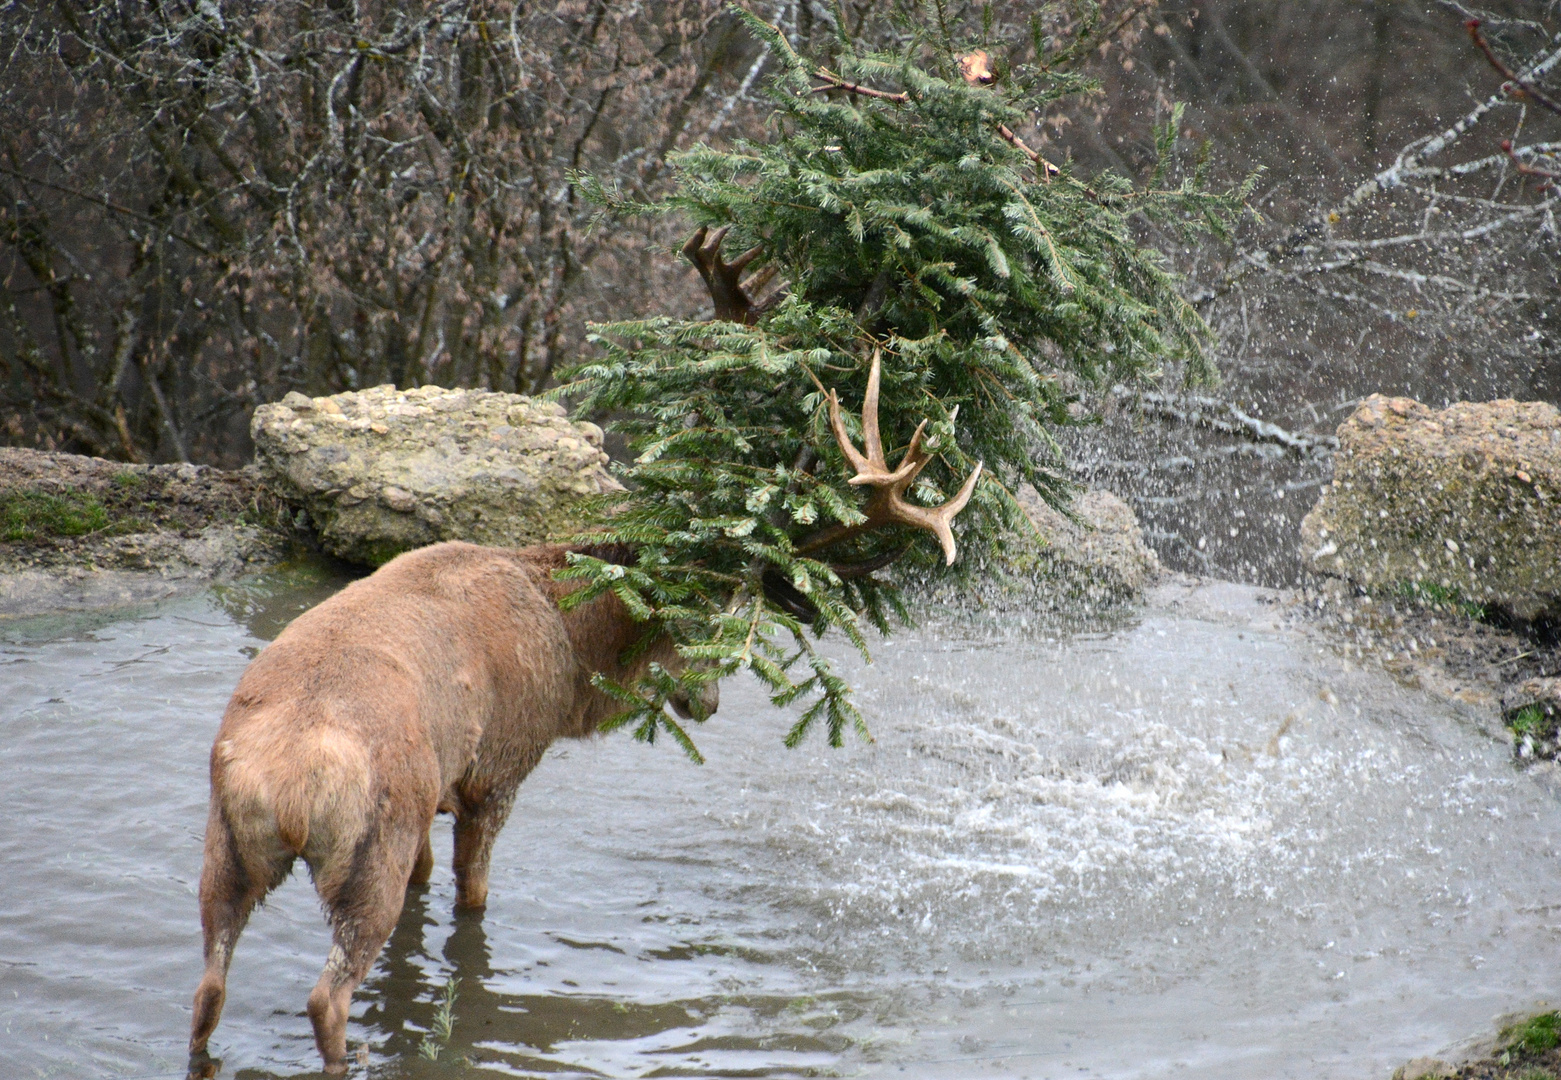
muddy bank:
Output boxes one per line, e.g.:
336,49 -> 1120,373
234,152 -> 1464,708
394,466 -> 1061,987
1452,1051 -> 1561,1080
1294,575 -> 1561,722
1387,1006 -> 1561,1080
0,448 -> 296,618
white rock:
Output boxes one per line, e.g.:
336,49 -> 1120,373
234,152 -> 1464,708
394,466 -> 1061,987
252,384 -> 622,565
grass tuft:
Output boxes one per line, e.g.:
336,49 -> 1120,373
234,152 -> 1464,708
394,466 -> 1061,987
1510,704 -> 1551,738
0,490 -> 112,542
1396,579 -> 1487,621
1502,1011 -> 1561,1057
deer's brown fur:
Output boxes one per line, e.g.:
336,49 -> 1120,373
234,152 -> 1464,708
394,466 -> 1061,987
187,540 -> 709,1074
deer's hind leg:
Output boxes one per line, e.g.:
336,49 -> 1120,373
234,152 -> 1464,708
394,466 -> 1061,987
306,804 -> 433,1074
451,743 -> 546,911
451,790 -> 516,912
409,830 -> 434,887
190,804 -> 294,1057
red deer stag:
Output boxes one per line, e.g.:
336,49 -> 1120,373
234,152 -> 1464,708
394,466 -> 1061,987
187,542 -> 715,1073
189,230 -> 980,1075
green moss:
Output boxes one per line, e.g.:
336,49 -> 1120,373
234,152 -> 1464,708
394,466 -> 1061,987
1502,1012 -> 1561,1056
1510,704 -> 1551,738
1396,579 -> 1487,620
360,536 -> 415,567
0,490 -> 112,542
111,470 -> 146,489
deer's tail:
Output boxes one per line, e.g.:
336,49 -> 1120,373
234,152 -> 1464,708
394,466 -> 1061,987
214,719 -> 374,872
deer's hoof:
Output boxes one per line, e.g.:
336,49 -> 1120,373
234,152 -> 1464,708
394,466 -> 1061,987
185,1049 -> 220,1080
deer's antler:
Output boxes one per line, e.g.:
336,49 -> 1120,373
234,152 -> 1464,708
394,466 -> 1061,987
799,350 -> 983,566
682,225 -> 767,325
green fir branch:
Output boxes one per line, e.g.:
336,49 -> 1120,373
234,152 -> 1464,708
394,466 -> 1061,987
552,2 -> 1243,752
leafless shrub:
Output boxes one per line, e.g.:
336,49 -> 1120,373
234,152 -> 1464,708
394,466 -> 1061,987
1026,1 -> 1561,581
0,0 -> 746,463
0,0 -> 1170,464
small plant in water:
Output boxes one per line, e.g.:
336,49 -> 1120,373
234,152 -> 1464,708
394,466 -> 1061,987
1501,1010 -> 1561,1058
418,976 -> 460,1061
1507,702 -> 1561,762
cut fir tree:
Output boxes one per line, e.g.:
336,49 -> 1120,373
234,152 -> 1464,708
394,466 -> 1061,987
554,3 -> 1249,756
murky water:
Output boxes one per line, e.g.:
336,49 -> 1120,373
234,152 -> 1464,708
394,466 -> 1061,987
5,567 -> 1561,1080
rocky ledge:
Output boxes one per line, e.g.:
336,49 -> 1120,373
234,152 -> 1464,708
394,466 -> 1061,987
0,448 -> 292,619
6,371 -> 1174,620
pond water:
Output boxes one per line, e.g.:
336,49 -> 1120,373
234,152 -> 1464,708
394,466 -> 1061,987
4,566 -> 1561,1080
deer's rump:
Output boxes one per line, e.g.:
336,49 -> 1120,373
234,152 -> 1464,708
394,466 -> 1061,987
210,660 -> 438,893
209,543 -> 575,857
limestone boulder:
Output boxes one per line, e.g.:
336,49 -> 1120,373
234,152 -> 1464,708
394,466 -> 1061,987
1009,486 -> 1162,606
920,486 -> 1159,613
1300,394 -> 1561,623
252,385 -> 621,566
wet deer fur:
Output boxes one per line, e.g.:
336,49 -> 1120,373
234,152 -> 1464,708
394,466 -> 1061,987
188,540 -> 712,1074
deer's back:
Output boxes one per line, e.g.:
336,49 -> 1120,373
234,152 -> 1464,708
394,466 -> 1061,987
216,542 -> 577,800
